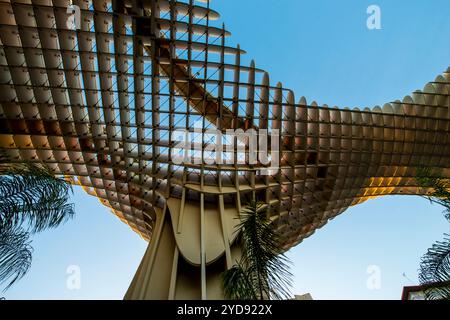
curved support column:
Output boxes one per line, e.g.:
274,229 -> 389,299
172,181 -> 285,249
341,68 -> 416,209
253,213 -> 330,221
125,198 -> 241,300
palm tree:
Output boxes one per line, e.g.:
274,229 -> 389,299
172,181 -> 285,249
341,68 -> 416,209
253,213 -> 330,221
221,201 -> 293,300
0,160 -> 75,291
416,167 -> 450,300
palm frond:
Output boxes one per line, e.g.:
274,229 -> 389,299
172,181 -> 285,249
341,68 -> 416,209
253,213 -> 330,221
0,157 -> 75,290
0,162 -> 74,233
222,262 -> 257,300
416,167 -> 450,217
222,201 -> 293,300
419,235 -> 450,300
0,224 -> 32,291
416,167 -> 450,300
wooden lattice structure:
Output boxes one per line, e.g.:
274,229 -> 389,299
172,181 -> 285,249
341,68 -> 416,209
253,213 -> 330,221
0,0 -> 449,299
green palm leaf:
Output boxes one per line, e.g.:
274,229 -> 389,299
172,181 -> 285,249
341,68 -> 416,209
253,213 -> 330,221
0,163 -> 74,233
419,235 -> 450,300
416,167 -> 450,300
222,200 -> 293,300
0,224 -> 32,291
222,262 -> 257,300
0,155 -> 75,290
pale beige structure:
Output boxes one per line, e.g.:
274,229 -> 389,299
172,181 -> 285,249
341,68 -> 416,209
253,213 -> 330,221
294,294 -> 313,301
0,0 -> 449,300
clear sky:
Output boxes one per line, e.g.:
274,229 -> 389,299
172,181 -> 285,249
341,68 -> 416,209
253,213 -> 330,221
4,0 -> 450,300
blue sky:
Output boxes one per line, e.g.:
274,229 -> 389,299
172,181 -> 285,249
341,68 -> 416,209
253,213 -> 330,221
4,0 -> 450,299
